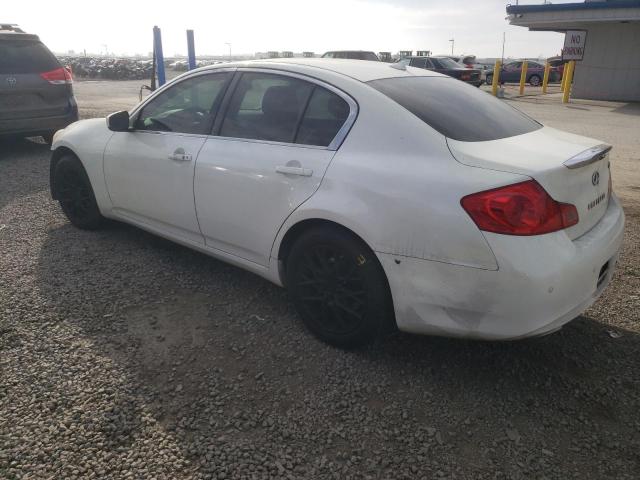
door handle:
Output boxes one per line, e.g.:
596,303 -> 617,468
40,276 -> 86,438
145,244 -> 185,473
168,148 -> 192,162
168,153 -> 192,162
275,165 -> 313,176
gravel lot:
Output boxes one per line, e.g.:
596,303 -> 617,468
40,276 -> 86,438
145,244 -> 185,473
1,80 -> 639,479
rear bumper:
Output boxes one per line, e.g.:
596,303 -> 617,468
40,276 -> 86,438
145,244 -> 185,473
0,99 -> 78,137
378,195 -> 625,340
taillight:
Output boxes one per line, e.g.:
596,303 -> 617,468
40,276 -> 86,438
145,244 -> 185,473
40,67 -> 73,85
461,73 -> 470,80
461,180 -> 579,235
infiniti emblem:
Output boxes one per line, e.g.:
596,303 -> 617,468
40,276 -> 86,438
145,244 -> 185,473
6,77 -> 17,87
592,171 -> 600,186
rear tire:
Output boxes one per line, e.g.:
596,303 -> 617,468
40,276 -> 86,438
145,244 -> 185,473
285,226 -> 394,348
53,155 -> 104,230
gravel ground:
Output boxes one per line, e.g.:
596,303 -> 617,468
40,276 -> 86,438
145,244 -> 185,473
1,86 -> 639,479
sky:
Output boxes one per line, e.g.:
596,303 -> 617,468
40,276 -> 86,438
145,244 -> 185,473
4,0 -> 571,59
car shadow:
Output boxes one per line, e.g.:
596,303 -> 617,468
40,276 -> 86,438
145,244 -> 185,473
31,217 -> 640,476
0,136 -> 51,211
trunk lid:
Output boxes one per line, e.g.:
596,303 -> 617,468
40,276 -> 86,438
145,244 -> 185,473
447,126 -> 611,240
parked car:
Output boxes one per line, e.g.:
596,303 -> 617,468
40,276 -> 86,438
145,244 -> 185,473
322,50 -> 379,61
485,60 -> 560,86
548,56 -> 568,77
0,24 -> 78,143
398,56 -> 482,86
50,59 -> 624,348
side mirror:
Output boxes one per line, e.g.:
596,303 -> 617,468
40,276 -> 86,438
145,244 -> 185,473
106,110 -> 130,132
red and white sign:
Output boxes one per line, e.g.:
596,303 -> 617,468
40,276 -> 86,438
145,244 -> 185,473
562,30 -> 587,61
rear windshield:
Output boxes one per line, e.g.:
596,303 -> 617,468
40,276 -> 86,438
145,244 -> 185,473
368,76 -> 541,142
0,39 -> 60,74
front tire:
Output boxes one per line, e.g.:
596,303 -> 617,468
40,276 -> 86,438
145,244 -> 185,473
53,155 -> 104,230
286,226 -> 394,348
529,74 -> 541,87
485,74 -> 493,85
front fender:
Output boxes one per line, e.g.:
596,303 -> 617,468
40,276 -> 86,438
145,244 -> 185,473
50,119 -> 114,211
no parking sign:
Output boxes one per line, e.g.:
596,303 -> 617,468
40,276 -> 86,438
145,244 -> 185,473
562,30 -> 587,61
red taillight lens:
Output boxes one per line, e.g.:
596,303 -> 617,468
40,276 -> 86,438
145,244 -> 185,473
461,180 -> 579,235
40,67 -> 73,85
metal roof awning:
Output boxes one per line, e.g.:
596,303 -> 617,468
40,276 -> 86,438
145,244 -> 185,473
506,1 -> 640,29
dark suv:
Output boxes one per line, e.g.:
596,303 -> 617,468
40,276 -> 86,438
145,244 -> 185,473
0,24 -> 78,143
321,51 -> 379,61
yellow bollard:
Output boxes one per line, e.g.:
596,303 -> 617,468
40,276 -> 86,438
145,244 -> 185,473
491,60 -> 501,96
519,60 -> 528,96
562,61 -> 575,104
542,62 -> 551,94
560,63 -> 567,92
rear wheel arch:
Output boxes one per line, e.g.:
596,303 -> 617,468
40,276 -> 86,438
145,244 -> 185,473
279,218 -> 398,344
277,219 -> 380,283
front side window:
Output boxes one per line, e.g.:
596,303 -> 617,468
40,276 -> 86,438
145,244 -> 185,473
410,58 -> 427,69
135,73 -> 231,135
368,76 -> 541,142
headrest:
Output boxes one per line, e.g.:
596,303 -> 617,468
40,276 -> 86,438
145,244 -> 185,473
262,85 -> 300,119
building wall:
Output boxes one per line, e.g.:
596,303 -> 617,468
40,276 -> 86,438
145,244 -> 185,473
573,22 -> 640,101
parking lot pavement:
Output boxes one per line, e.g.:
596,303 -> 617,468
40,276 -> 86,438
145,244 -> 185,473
1,84 -> 639,479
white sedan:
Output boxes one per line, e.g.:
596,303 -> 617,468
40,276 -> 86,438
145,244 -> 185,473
50,59 -> 625,347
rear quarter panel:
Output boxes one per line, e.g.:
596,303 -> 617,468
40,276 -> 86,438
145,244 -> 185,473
272,84 -> 529,271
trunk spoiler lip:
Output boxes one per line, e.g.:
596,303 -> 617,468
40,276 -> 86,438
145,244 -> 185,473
563,144 -> 612,169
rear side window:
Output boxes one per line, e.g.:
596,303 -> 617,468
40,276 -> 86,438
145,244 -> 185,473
221,73 -> 313,143
0,40 -> 59,74
220,72 -> 351,147
368,76 -> 541,142
296,87 -> 350,146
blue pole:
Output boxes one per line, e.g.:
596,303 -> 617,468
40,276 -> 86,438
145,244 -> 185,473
187,30 -> 196,70
153,26 -> 166,86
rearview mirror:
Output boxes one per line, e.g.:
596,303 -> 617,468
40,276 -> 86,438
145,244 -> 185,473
106,110 -> 130,132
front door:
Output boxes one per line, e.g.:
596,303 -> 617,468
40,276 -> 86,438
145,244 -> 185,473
194,71 -> 354,265
103,72 -> 232,244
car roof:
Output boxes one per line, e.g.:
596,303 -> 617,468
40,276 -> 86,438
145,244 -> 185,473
198,58 -> 443,83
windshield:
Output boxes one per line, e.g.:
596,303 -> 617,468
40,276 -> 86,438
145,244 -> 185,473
368,76 -> 541,142
434,58 -> 462,69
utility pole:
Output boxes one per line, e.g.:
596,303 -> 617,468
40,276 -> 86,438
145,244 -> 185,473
449,38 -> 454,55
225,42 -> 232,60
501,32 -> 506,65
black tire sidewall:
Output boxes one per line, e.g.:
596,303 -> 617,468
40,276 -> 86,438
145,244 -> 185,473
485,74 -> 492,85
529,75 -> 541,86
286,227 -> 393,348
54,155 -> 104,230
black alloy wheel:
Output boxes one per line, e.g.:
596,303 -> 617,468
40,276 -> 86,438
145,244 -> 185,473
286,227 -> 394,348
54,155 -> 104,230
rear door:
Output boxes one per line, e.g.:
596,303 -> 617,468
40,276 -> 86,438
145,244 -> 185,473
0,36 -> 70,120
194,70 -> 356,265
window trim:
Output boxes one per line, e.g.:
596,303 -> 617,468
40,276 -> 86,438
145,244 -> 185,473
213,67 -> 358,151
128,68 -> 237,138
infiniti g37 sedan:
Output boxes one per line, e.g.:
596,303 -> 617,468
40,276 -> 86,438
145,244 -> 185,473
49,59 -> 624,347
